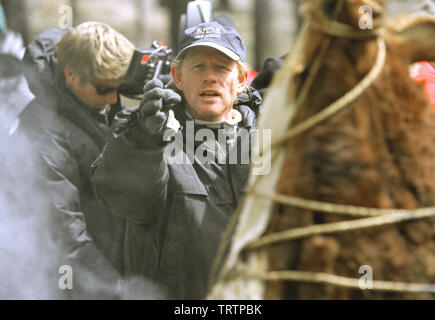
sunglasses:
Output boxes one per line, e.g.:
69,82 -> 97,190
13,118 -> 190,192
91,83 -> 119,95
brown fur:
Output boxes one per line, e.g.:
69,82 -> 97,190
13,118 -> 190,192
264,0 -> 435,299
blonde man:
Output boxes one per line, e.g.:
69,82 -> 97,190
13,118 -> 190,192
9,22 -> 134,299
58,21 -> 134,110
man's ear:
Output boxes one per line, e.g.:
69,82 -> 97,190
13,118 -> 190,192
236,71 -> 248,95
64,67 -> 78,86
171,66 -> 183,91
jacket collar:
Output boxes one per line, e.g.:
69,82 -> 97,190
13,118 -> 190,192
173,98 -> 256,131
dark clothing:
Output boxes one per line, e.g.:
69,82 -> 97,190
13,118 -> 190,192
92,100 -> 257,299
235,86 -> 263,118
10,28 -> 125,299
251,56 -> 284,97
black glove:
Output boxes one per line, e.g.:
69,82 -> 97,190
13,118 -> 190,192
235,86 -> 262,116
138,79 -> 182,135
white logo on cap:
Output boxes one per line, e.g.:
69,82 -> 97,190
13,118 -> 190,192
195,26 -> 221,39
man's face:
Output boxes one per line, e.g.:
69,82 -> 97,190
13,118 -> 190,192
172,47 -> 247,122
65,69 -> 120,110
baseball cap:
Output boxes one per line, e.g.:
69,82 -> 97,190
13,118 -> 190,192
176,21 -> 246,62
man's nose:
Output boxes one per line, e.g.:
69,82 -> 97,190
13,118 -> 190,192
202,70 -> 218,83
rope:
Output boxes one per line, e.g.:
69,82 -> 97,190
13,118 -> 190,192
237,270 -> 435,294
252,191 -> 435,217
246,205 -> 435,250
271,37 -> 386,150
208,0 -> 432,297
294,0 -> 346,110
309,20 -> 382,39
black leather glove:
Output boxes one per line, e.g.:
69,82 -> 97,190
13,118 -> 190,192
138,79 -> 182,135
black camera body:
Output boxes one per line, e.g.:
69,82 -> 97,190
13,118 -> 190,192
119,40 -> 172,97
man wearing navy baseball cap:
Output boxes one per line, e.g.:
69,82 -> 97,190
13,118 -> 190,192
176,21 -> 247,62
170,21 -> 249,123
92,21 -> 260,299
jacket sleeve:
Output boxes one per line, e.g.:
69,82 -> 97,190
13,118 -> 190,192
36,131 -> 122,298
91,107 -> 169,225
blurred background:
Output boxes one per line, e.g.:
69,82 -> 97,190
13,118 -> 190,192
1,0 -> 434,71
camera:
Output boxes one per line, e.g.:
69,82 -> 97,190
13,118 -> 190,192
120,1 -> 227,99
119,40 -> 173,98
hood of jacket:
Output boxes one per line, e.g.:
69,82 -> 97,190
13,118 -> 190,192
22,28 -> 67,97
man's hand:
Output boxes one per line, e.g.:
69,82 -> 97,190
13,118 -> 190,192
138,79 -> 182,135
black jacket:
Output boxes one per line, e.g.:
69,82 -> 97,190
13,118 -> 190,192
10,28 -> 125,299
92,98 -> 257,299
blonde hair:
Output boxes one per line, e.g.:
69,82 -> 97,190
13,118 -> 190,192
236,60 -> 250,79
57,21 -> 135,83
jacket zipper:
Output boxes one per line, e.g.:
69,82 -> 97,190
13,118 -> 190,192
225,136 -> 238,206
